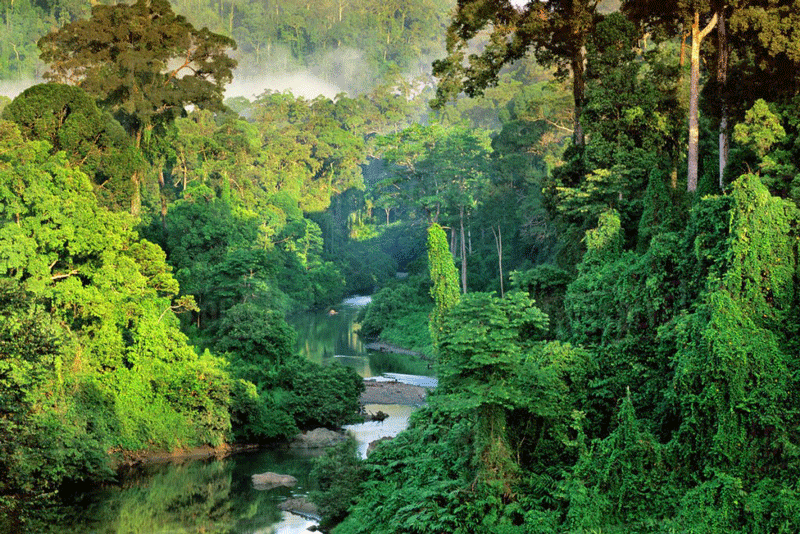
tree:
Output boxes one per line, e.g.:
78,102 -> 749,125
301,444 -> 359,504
666,174 -> 800,529
216,302 -> 297,378
688,10 -> 718,192
624,0 -> 800,192
0,121 -> 232,500
552,13 -> 682,243
622,0 -> 719,192
37,0 -> 236,217
427,223 -> 460,350
37,0 -> 236,145
432,0 -> 600,148
250,92 -> 366,213
378,124 -> 492,292
2,83 -> 145,211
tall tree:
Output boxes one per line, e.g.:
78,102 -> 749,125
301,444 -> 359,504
432,0 -> 600,148
622,0 -> 717,192
378,124 -> 491,291
2,83 -> 145,211
38,0 -> 236,216
624,0 -> 800,192
37,0 -> 236,145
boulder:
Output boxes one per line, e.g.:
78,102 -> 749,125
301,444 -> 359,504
278,497 -> 320,520
252,472 -> 297,490
290,427 -> 347,449
364,409 -> 389,422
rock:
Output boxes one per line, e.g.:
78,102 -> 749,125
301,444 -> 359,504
278,497 -> 320,520
290,428 -> 347,449
251,472 -> 297,490
367,436 -> 393,457
364,409 -> 389,422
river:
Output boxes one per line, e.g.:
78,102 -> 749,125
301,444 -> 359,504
34,296 -> 433,534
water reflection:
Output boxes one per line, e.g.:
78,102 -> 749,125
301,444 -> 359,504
291,298 -> 369,367
290,297 -> 430,378
36,449 -> 318,534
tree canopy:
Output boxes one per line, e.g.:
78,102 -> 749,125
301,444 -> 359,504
37,0 -> 237,142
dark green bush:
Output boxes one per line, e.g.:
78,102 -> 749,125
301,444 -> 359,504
278,359 -> 364,430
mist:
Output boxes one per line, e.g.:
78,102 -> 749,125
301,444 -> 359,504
227,44 -> 435,102
0,78 -> 42,100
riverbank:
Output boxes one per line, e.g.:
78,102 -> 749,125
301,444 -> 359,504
117,443 -> 262,469
364,341 -> 424,358
360,378 -> 431,405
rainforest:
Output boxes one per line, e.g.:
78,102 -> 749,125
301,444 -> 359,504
2,0 -> 800,532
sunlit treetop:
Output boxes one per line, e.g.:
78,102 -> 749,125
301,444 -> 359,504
38,0 -> 237,142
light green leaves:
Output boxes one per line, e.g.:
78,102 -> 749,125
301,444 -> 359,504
733,99 -> 786,158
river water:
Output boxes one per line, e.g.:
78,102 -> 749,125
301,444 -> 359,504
36,297 -> 432,534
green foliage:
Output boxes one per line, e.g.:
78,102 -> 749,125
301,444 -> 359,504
565,210 -> 625,344
733,99 -> 786,158
216,303 -> 297,375
637,169 -> 684,251
337,335 -> 592,534
564,391 -> 674,532
229,378 -> 297,442
437,291 -> 551,496
544,12 -> 683,260
7,3 -> 800,531
1,83 -> 144,211
437,292 -> 549,410
510,265 -> 573,338
671,175 -> 800,483
332,411 -> 477,534
360,277 -> 431,337
277,359 -> 365,430
311,437 -> 366,530
0,124 -> 232,504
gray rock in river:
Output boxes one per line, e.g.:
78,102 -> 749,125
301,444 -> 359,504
251,472 -> 298,490
278,497 -> 320,520
290,427 -> 347,449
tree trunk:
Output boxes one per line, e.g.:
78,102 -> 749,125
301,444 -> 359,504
460,206 -> 467,294
688,11 -> 718,192
680,30 -> 689,67
492,225 -> 504,298
159,167 -> 168,230
717,10 -> 729,190
571,46 -> 586,148
131,171 -> 141,217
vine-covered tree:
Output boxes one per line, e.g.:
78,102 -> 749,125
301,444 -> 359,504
427,222 -> 460,350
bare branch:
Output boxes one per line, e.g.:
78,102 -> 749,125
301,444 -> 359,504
51,270 -> 79,281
